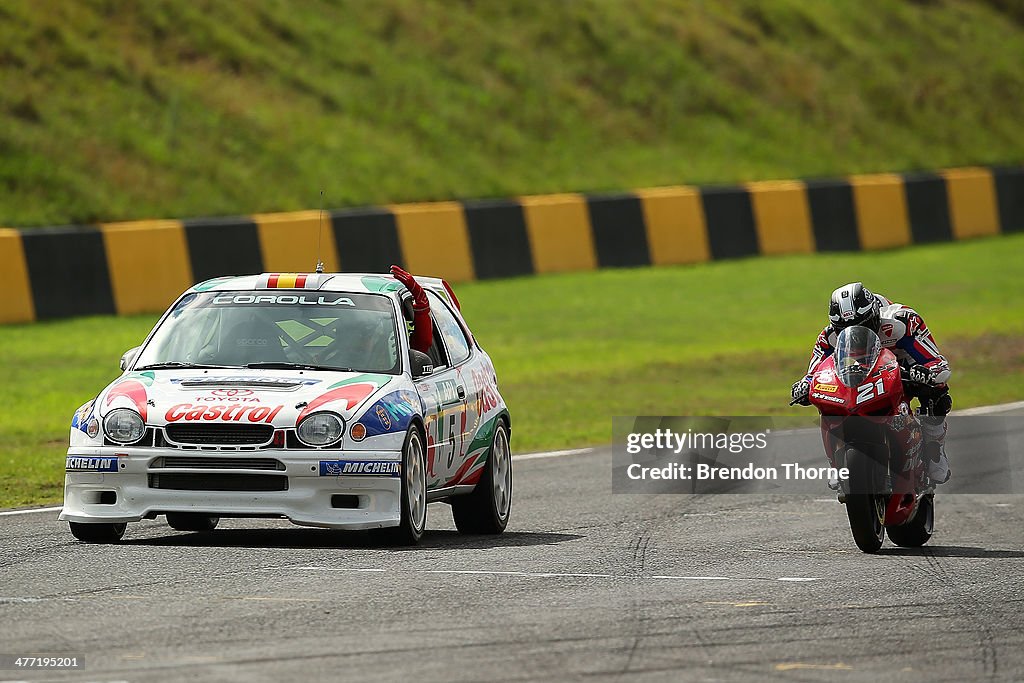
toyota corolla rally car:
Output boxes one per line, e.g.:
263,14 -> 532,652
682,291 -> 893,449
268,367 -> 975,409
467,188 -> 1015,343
61,272 -> 512,545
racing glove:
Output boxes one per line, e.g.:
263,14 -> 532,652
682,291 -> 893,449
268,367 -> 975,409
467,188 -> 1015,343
390,265 -> 433,354
791,379 -> 811,406
908,364 -> 934,385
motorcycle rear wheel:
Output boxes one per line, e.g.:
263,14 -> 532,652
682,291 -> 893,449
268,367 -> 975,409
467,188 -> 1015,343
844,448 -> 885,553
886,494 -> 934,547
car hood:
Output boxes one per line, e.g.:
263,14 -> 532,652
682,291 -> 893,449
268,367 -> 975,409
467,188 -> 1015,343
97,369 -> 403,428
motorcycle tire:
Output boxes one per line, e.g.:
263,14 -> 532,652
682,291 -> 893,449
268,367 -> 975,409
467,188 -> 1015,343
844,448 -> 885,553
886,494 -> 934,547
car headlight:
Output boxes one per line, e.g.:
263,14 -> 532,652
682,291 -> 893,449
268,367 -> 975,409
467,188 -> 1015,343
103,409 -> 146,443
296,412 -> 344,447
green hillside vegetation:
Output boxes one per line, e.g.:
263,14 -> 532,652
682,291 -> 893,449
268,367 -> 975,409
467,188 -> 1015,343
1,0 -> 1023,227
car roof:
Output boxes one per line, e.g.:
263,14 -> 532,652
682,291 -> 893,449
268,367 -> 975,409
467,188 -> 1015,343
190,272 -> 453,302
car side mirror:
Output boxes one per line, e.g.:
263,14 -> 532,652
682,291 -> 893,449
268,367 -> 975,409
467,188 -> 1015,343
120,346 -> 141,372
409,350 -> 433,379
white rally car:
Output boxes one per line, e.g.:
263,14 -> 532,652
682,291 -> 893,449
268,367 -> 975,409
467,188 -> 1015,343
61,272 -> 512,545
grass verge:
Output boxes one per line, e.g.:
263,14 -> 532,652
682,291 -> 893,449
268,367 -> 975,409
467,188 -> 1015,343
1,234 -> 1022,507
2,0 -> 1024,226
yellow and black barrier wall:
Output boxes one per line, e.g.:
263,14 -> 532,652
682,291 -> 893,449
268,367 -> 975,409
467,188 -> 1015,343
1,166 -> 1021,324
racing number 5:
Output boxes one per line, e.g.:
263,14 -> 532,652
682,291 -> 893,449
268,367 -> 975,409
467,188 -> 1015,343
856,378 -> 886,405
436,413 -> 459,470
446,414 -> 457,468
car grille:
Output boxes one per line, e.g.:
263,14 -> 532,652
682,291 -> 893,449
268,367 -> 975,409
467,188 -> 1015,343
178,379 -> 304,389
165,424 -> 274,446
148,473 -> 288,491
150,456 -> 285,471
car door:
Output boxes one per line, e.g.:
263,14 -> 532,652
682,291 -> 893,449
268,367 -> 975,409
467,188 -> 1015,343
414,346 -> 453,491
422,290 -> 480,487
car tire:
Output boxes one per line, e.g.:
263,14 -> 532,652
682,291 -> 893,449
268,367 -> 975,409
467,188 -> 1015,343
69,522 -> 127,544
166,513 -> 220,532
452,419 -> 512,535
382,426 -> 427,545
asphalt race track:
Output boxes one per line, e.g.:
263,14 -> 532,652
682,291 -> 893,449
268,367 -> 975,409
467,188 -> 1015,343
3,407 -> 1024,682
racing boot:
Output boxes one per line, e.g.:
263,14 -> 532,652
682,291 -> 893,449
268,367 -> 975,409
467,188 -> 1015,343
925,441 -> 951,485
922,416 -> 951,485
826,464 -> 843,502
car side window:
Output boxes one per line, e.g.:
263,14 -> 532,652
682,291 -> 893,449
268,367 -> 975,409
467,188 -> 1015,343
426,319 -> 448,370
427,290 -> 471,366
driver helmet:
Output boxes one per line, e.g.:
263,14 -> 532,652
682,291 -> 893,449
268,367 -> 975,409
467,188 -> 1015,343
828,282 -> 881,333
323,310 -> 391,364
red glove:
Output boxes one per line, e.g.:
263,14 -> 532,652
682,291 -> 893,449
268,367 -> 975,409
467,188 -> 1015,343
390,265 -> 433,354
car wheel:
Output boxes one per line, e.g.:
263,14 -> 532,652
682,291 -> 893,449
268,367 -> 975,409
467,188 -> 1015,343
69,522 -> 127,544
166,513 -> 220,532
452,419 -> 511,534
383,426 -> 427,545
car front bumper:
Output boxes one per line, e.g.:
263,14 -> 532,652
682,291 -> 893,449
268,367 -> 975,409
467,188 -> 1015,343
59,446 -> 402,530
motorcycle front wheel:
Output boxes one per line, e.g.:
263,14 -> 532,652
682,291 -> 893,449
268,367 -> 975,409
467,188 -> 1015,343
844,448 -> 885,553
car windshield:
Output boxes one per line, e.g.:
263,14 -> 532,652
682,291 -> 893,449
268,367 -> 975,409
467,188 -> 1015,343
833,325 -> 881,387
133,290 -> 401,374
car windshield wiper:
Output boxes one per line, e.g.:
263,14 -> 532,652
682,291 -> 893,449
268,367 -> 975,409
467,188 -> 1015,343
135,362 -> 236,370
245,362 -> 355,372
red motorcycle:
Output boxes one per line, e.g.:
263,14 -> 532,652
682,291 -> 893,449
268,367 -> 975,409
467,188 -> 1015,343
797,325 -> 939,553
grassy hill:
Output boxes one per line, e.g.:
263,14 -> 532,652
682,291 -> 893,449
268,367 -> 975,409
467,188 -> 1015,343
1,0 -> 1023,227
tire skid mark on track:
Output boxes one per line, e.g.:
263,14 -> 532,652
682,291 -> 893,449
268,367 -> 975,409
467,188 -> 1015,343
920,545 -> 1000,679
0,539 -> 81,571
630,529 -> 652,575
16,559 -> 312,603
621,527 -> 654,675
616,492 -> 713,675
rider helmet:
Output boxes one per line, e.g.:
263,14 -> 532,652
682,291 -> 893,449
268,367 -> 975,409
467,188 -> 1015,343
828,282 -> 881,333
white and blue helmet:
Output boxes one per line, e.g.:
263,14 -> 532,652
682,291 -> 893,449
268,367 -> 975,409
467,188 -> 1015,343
828,282 -> 881,332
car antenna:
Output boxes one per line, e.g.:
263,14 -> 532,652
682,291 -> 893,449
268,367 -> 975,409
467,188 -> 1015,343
315,189 -> 325,274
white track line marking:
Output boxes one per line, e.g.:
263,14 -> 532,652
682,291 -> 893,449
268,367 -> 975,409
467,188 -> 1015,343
295,567 -> 820,582
651,575 -> 733,581
952,400 -> 1024,415
0,505 -> 61,517
423,569 -> 615,579
513,447 -> 595,461
294,567 -> 385,572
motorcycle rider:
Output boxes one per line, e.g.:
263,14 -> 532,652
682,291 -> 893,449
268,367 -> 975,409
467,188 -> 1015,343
791,282 -> 952,485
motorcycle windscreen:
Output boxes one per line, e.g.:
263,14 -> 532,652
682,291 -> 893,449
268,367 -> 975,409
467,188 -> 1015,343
834,325 -> 881,388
